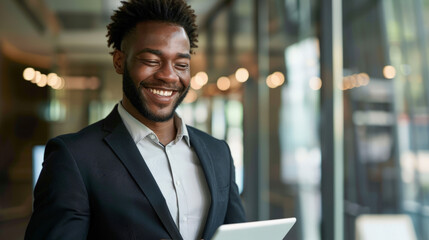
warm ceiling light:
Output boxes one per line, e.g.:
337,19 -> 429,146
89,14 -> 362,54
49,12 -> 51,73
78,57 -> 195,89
355,73 -> 369,87
183,89 -> 198,103
23,67 -> 35,81
357,73 -> 370,86
59,77 -> 66,90
217,76 -> 231,91
349,75 -> 358,88
49,76 -> 61,88
266,75 -> 277,88
23,68 -> 67,90
52,77 -> 65,90
270,74 -> 282,87
309,77 -> 322,90
195,72 -> 208,86
272,71 -> 285,86
266,72 -> 285,88
361,73 -> 370,86
343,78 -> 352,90
191,77 -> 203,90
31,71 -> 42,83
47,73 -> 58,86
235,68 -> 249,82
37,74 -> 48,87
383,65 -> 396,79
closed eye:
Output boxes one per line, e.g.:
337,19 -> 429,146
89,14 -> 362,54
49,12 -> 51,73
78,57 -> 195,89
141,59 -> 160,66
175,63 -> 189,70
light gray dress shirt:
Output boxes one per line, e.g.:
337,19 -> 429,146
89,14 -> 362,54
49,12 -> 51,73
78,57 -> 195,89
118,103 -> 211,240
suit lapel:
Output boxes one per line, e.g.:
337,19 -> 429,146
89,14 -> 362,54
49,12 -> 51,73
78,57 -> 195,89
188,127 -> 219,239
103,107 -> 182,240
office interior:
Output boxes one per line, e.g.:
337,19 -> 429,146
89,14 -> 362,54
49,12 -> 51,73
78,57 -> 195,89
0,0 -> 428,239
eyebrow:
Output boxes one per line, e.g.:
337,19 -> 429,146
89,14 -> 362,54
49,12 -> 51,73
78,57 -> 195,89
136,48 -> 191,59
177,52 -> 191,59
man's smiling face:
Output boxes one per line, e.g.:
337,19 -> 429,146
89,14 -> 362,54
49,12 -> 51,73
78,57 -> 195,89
117,21 -> 191,122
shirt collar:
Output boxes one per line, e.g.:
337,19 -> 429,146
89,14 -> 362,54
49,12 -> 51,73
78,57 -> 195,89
117,102 -> 190,146
174,112 -> 190,146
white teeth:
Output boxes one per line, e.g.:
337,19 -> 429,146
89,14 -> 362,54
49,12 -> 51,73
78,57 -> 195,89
149,88 -> 173,96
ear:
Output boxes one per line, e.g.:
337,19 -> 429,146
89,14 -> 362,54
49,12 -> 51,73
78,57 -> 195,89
113,50 -> 125,74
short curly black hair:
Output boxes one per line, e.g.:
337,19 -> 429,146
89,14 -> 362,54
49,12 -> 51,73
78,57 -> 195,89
107,0 -> 198,54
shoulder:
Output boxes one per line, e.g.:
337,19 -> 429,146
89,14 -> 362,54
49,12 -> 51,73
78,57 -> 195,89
51,105 -> 121,146
47,117 -> 109,154
58,119 -> 105,142
43,117 -> 116,175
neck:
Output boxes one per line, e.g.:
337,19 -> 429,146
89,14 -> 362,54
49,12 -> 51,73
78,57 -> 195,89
122,98 -> 177,146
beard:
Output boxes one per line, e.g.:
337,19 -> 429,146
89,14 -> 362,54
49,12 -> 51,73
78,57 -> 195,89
122,63 -> 189,122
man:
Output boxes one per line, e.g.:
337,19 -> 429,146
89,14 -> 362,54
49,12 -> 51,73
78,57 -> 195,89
25,0 -> 246,239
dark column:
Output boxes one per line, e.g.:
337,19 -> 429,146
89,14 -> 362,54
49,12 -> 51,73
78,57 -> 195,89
320,0 -> 344,239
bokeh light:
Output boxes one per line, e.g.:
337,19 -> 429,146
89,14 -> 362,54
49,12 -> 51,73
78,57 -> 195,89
47,73 -> 58,86
383,65 -> 396,79
183,89 -> 198,103
266,72 -> 285,88
37,74 -> 48,87
309,77 -> 322,90
266,75 -> 277,88
272,72 -> 285,86
195,72 -> 209,86
191,77 -> 203,90
23,67 -> 35,81
235,68 -> 249,83
217,76 -> 231,91
31,71 -> 42,83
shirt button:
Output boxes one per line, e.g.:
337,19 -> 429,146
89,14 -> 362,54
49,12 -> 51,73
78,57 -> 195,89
150,135 -> 156,140
176,180 -> 181,186
183,217 -> 188,222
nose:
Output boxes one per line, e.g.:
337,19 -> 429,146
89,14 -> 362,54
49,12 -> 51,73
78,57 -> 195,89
154,63 -> 179,83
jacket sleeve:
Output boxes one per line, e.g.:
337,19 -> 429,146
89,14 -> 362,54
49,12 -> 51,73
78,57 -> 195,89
25,137 -> 90,240
223,141 -> 246,224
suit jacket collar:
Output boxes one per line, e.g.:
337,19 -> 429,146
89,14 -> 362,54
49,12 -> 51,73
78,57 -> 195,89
187,127 -> 220,239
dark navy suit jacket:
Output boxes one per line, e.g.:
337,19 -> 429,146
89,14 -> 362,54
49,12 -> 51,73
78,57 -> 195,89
25,106 -> 246,240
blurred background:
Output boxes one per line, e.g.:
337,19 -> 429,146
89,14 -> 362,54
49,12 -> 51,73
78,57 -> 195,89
1,0 -> 429,239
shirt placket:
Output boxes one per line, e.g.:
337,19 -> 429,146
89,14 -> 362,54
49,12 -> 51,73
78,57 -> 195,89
145,134 -> 180,226
165,143 -> 189,239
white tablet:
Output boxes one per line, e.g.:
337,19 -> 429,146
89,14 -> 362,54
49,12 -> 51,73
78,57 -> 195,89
212,217 -> 296,240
